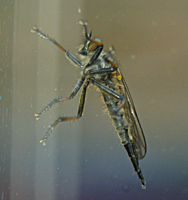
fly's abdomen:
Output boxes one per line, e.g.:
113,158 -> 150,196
102,85 -> 146,188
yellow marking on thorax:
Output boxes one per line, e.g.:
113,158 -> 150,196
116,69 -> 122,80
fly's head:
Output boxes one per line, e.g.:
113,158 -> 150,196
78,35 -> 101,56
78,20 -> 102,57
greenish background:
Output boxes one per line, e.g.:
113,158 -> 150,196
1,0 -> 188,199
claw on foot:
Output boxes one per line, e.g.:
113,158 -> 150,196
79,20 -> 88,26
141,182 -> 146,189
31,26 -> 37,33
39,126 -> 54,146
34,113 -> 41,120
40,139 -> 47,146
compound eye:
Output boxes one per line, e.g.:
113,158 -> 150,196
88,42 -> 98,52
88,38 -> 101,52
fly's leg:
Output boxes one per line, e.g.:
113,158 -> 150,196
40,79 -> 90,146
35,76 -> 85,120
91,78 -> 125,114
84,66 -> 117,76
34,97 -> 69,121
118,127 -> 146,188
31,26 -> 84,68
78,20 -> 91,40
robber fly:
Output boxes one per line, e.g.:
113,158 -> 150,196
31,20 -> 147,188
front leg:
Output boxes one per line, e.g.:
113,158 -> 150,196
31,26 -> 84,68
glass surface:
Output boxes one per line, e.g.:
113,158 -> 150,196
1,0 -> 188,199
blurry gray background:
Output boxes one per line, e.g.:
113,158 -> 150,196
1,0 -> 188,200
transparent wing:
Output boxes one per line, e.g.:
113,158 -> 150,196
121,75 -> 147,159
